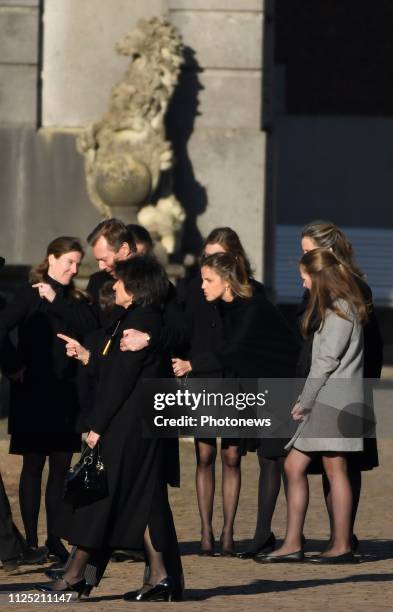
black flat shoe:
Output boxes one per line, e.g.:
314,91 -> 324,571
127,577 -> 180,602
254,550 -> 304,563
35,578 -> 87,599
308,551 -> 356,564
351,534 -> 359,552
237,533 -> 276,559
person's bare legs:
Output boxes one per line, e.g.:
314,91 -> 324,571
320,454 -> 352,557
195,439 -> 216,551
269,448 -> 311,556
220,443 -> 241,551
322,468 -> 361,548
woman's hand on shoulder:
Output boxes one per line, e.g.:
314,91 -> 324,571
86,430 -> 100,449
172,357 -> 192,377
57,333 -> 90,365
32,282 -> 56,303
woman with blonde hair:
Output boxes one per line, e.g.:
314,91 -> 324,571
260,248 -> 367,564
173,249 -> 298,557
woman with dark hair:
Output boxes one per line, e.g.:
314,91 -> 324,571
37,255 -> 183,602
260,248 -> 367,564
173,243 -> 299,558
0,237 -> 86,562
299,220 -> 382,550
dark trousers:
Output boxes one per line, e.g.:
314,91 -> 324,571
0,472 -> 24,562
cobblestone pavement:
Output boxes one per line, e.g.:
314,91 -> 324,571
0,418 -> 392,611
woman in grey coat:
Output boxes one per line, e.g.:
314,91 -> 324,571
259,248 -> 368,565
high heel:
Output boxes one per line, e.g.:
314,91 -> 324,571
198,533 -> 215,556
35,578 -> 87,599
254,550 -> 304,563
131,576 -> 178,602
219,535 -> 236,557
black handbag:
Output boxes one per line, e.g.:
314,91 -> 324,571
64,443 -> 108,506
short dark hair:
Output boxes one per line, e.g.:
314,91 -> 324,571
114,255 -> 168,307
87,219 -> 137,254
126,224 -> 154,250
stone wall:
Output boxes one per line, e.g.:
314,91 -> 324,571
0,0 -> 267,283
168,0 -> 266,280
0,0 -> 39,125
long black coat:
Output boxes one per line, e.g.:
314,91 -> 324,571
57,303 -> 180,550
186,286 -> 300,457
0,277 -> 84,454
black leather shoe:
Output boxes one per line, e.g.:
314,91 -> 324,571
308,551 -> 356,564
237,533 -> 276,559
45,538 -> 69,564
35,578 -> 87,599
45,566 -> 66,579
219,535 -> 236,557
126,576 -> 180,602
123,584 -> 183,602
254,550 -> 304,563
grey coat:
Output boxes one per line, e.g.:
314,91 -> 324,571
286,300 -> 364,453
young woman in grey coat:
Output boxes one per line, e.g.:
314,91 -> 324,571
259,248 -> 368,565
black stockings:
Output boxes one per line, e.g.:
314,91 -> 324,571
19,451 -> 72,547
247,455 -> 286,553
195,439 -> 241,550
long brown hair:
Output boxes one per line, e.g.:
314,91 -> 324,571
300,248 -> 367,337
201,252 -> 253,299
203,227 -> 254,279
30,236 -> 85,300
301,220 -> 364,278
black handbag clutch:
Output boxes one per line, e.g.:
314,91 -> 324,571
64,443 -> 108,506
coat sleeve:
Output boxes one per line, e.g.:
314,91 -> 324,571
0,287 -> 32,348
299,308 -> 354,410
89,310 -> 161,435
49,293 -> 99,336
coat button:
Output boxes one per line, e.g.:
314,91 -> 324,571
211,322 -> 216,328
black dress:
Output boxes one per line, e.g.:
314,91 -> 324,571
297,277 -> 382,471
188,290 -> 300,458
0,276 -> 84,455
57,303 -> 180,551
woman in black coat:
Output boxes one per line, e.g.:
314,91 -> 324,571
37,255 -> 183,603
299,220 -> 383,549
173,241 -> 299,558
0,237 -> 87,562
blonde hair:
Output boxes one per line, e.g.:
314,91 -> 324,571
301,220 -> 364,278
201,252 -> 253,299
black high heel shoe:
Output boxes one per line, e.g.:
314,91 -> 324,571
198,533 -> 215,556
35,578 -> 87,599
219,535 -> 236,557
129,576 -> 179,602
